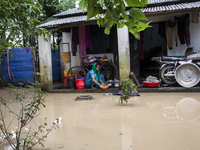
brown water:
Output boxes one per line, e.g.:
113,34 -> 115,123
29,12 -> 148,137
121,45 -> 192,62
1,90 -> 200,150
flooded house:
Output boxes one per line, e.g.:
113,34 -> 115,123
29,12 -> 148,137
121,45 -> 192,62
2,0 -> 200,91
36,0 -> 200,91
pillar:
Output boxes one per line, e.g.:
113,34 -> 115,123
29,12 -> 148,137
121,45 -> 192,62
117,26 -> 130,80
38,34 -> 53,91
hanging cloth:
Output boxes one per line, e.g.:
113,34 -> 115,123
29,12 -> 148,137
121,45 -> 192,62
85,25 -> 91,48
92,63 -> 100,83
140,31 -> 144,60
192,12 -> 199,23
79,25 -> 91,61
175,16 -> 185,45
185,14 -> 191,46
72,27 -> 79,56
79,26 -> 87,60
165,19 -> 178,49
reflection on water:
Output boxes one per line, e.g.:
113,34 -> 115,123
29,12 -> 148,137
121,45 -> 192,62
159,97 -> 200,123
176,97 -> 200,121
1,90 -> 200,150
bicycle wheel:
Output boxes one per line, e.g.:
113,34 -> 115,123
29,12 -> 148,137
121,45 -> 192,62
67,66 -> 87,77
100,62 -> 118,81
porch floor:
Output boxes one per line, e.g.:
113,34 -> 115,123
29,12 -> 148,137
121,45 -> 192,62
51,82 -> 200,93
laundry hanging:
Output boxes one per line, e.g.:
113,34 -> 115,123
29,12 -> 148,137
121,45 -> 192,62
185,14 -> 190,46
140,31 -> 144,60
175,14 -> 190,46
78,25 -> 91,61
192,12 -> 199,23
72,27 -> 79,56
165,19 -> 178,49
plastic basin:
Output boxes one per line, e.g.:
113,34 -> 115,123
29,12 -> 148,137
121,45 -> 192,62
143,81 -> 160,87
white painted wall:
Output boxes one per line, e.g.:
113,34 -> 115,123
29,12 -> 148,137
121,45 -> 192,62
60,30 -> 81,72
148,13 -> 200,56
71,45 -> 81,67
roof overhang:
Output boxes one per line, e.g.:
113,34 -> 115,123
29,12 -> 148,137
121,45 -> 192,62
38,1 -> 200,30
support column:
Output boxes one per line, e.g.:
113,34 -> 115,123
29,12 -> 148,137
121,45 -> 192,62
117,26 -> 130,80
38,34 -> 53,91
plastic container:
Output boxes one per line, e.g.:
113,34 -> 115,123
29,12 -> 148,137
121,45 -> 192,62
75,75 -> 85,89
78,76 -> 87,89
143,81 -> 160,87
64,70 -> 72,76
62,52 -> 71,63
99,85 -> 110,89
63,76 -> 75,89
67,76 -> 76,89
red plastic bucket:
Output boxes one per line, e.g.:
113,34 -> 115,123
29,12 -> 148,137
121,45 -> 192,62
75,75 -> 85,89
63,76 -> 75,88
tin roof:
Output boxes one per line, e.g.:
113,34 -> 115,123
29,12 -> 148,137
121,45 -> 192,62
38,0 -> 200,29
143,1 -> 200,13
38,15 -> 96,28
52,0 -> 185,18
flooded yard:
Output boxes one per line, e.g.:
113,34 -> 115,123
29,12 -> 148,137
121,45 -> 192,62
1,89 -> 200,150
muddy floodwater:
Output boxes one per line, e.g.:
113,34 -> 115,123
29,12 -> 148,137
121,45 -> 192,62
1,89 -> 200,150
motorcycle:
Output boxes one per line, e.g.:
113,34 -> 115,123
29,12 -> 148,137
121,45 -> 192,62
151,52 -> 200,87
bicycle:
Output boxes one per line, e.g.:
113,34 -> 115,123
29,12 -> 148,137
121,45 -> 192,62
66,56 -> 118,81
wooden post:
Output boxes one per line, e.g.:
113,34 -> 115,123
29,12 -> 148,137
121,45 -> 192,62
38,34 -> 53,91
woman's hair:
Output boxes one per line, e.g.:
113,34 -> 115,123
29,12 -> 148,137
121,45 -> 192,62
95,63 -> 100,67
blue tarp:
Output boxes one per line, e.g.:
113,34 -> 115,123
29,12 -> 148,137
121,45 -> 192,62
1,48 -> 33,85
111,90 -> 140,96
1,48 -> 61,85
51,50 -> 61,82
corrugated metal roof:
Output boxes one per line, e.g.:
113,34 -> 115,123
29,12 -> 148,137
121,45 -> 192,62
38,16 -> 96,28
53,0 -> 181,17
39,1 -> 200,28
143,1 -> 200,12
53,7 -> 86,18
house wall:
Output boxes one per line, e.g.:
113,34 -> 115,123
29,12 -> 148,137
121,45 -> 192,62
148,13 -> 200,56
68,27 -> 115,69
60,30 -> 81,77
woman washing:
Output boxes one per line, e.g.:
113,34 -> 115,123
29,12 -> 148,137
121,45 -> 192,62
86,63 -> 106,89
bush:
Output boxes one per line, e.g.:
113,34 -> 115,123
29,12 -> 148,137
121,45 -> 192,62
120,78 -> 137,104
0,82 -> 57,150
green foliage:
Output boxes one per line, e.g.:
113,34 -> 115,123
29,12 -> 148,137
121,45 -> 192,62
0,0 -> 49,58
120,78 -> 137,104
0,82 -> 57,150
0,0 -> 76,59
39,0 -> 76,21
79,0 -> 151,37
